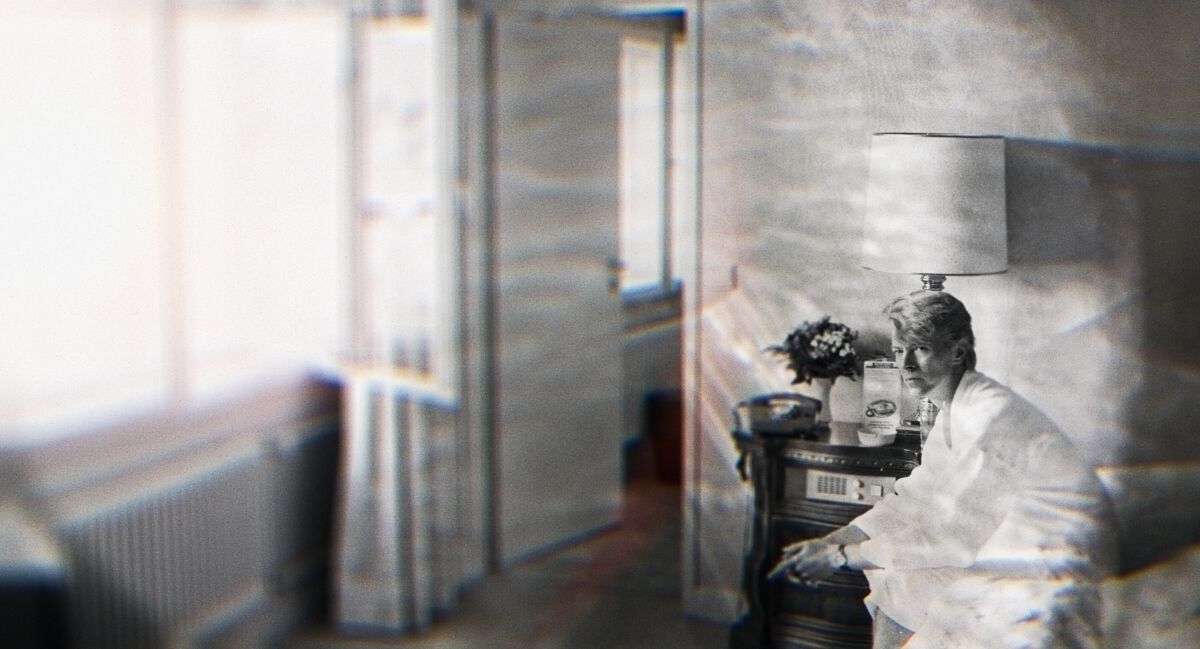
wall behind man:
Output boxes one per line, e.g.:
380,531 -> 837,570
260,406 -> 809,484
692,0 -> 1200,619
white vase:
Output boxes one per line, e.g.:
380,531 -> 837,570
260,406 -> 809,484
830,377 -> 863,424
805,378 -> 833,423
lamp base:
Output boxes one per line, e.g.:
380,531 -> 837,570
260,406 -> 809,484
920,274 -> 947,291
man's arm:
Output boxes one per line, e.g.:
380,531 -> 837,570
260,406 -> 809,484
824,524 -> 869,547
769,525 -> 879,582
823,526 -> 881,571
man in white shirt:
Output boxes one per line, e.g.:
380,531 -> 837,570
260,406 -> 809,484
770,291 -> 1116,648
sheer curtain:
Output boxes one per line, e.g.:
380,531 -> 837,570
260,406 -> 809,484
332,8 -> 483,635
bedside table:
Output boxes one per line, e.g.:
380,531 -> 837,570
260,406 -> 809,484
729,422 -> 920,649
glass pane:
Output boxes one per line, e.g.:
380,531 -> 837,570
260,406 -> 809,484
619,35 -> 667,291
0,6 -> 169,437
359,17 -> 438,370
178,8 -> 347,401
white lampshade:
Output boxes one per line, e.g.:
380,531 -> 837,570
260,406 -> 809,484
861,133 -> 1007,287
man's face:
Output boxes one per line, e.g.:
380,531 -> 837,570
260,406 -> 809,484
891,328 -> 960,399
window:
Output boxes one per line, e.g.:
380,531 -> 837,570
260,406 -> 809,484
0,5 -> 349,442
618,19 -> 685,296
352,16 -> 441,373
178,7 -> 348,402
0,6 -> 169,436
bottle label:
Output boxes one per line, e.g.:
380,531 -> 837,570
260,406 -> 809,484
863,360 -> 901,434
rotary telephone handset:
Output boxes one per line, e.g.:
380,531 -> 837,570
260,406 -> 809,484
734,392 -> 822,436
732,392 -> 822,481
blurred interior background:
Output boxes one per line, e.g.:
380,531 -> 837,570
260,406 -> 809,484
2,1 -> 1198,648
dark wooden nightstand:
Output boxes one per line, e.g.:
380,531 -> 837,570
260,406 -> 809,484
729,422 -> 920,649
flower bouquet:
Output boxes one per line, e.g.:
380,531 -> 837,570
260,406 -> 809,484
765,316 -> 859,385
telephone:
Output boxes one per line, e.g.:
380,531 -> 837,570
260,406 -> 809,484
732,392 -> 822,437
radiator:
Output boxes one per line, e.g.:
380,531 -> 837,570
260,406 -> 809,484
42,404 -> 340,649
59,452 -> 269,649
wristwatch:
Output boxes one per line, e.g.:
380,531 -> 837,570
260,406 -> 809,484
831,544 -> 848,569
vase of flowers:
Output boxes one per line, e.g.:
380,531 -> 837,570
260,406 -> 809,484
765,316 -> 859,422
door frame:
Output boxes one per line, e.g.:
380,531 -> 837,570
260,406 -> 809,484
459,5 -> 708,595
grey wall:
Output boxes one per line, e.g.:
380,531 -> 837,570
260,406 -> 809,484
692,0 -> 1200,616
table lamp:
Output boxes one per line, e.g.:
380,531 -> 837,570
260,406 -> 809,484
860,132 -> 1008,291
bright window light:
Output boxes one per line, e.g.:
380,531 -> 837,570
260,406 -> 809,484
619,34 -> 668,292
356,17 -> 439,372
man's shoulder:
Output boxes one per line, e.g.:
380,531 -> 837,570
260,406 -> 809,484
957,371 -> 1051,422
954,371 -> 1067,447
957,370 -> 1015,401
954,371 -> 1028,423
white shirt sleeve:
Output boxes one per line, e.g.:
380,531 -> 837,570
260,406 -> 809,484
854,414 -> 997,570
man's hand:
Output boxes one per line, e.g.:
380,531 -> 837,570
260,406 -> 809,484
767,538 -> 842,584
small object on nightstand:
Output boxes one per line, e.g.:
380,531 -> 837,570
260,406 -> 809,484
895,420 -> 922,446
857,428 -> 896,447
917,397 -> 939,445
734,393 -> 822,438
862,360 -> 901,435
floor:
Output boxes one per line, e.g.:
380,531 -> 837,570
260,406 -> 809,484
288,450 -> 730,649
